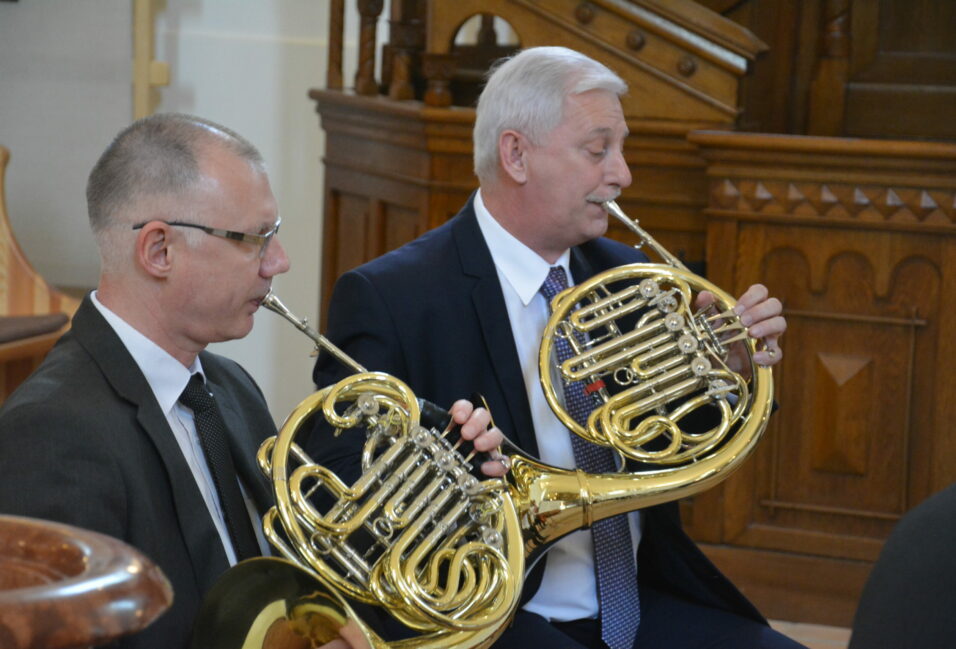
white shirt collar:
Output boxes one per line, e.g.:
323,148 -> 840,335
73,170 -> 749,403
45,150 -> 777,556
473,189 -> 572,304
90,291 -> 204,415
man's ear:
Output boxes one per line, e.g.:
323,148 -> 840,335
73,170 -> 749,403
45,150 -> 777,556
498,130 -> 529,184
135,222 -> 174,278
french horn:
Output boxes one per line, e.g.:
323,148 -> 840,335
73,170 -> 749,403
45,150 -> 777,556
190,201 -> 773,649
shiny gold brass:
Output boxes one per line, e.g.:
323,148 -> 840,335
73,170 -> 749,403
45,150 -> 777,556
215,292 -> 525,649
193,212 -> 773,648
539,199 -> 773,470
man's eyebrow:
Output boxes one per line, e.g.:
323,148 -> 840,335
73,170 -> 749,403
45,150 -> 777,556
587,125 -> 628,137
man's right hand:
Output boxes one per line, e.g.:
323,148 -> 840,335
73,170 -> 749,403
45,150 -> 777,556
449,399 -> 511,477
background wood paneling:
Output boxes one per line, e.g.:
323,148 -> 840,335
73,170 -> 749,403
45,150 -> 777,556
686,131 -> 956,624
701,0 -> 956,139
313,0 -> 956,628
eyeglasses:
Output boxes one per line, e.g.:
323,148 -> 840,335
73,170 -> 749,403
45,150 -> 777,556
132,217 -> 281,258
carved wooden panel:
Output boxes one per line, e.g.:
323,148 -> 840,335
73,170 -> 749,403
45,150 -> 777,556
703,0 -> 956,140
686,130 -> 956,625
699,0 -> 810,134
739,227 -> 937,555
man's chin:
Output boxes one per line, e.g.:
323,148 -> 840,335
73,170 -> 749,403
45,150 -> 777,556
227,317 -> 256,342
589,213 -> 610,238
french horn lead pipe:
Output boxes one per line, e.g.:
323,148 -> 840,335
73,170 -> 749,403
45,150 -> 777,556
260,290 -> 367,374
603,199 -> 690,272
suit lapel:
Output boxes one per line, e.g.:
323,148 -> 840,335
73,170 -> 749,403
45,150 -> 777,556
570,245 -> 598,286
450,205 -> 539,455
71,297 -> 230,592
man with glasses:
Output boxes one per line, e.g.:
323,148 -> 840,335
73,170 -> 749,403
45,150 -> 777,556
0,113 -> 505,649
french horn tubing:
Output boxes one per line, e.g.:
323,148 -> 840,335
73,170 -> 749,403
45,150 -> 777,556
190,201 -> 774,649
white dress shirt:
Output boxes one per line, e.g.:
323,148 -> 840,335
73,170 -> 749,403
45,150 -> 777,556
91,291 -> 266,565
473,190 -> 642,622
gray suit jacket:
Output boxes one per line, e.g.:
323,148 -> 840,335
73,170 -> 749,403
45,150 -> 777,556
0,296 -> 276,649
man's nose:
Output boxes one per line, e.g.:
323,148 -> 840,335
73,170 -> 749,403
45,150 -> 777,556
261,236 -> 291,277
608,147 -> 632,189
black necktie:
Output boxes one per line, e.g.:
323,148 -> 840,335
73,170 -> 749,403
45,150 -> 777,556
179,374 -> 259,561
540,266 -> 640,649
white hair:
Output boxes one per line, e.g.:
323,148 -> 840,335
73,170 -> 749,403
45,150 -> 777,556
473,46 -> 628,184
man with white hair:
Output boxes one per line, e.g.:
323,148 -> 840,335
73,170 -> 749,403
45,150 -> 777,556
314,47 -> 798,648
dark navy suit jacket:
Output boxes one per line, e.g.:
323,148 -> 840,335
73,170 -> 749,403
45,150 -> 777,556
312,196 -> 765,634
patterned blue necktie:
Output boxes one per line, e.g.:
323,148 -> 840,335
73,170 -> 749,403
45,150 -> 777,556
540,266 -> 640,649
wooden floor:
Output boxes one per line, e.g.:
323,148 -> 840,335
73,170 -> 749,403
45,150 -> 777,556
771,620 -> 851,649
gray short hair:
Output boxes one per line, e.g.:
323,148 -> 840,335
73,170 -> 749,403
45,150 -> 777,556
473,46 -> 627,184
86,113 -> 263,235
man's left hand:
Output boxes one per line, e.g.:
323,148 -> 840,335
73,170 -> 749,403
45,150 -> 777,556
696,283 -> 786,373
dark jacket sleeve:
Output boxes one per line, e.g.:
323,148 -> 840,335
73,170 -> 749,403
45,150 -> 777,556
307,267 -> 412,485
313,268 -> 410,390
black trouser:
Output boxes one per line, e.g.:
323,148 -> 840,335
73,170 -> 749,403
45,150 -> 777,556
490,586 -> 807,649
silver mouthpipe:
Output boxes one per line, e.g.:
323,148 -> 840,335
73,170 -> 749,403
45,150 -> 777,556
260,290 -> 366,374
603,200 -> 689,272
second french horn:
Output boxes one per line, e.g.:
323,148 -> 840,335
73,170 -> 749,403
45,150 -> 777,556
191,201 -> 774,649
539,200 -> 774,486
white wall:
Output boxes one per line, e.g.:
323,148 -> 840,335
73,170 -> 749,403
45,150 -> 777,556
0,0 -> 131,288
0,1 -> 370,422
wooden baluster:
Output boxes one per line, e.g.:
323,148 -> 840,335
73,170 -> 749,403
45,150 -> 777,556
355,0 -> 384,96
387,0 -> 424,101
478,13 -> 497,46
327,0 -> 345,90
423,53 -> 456,107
